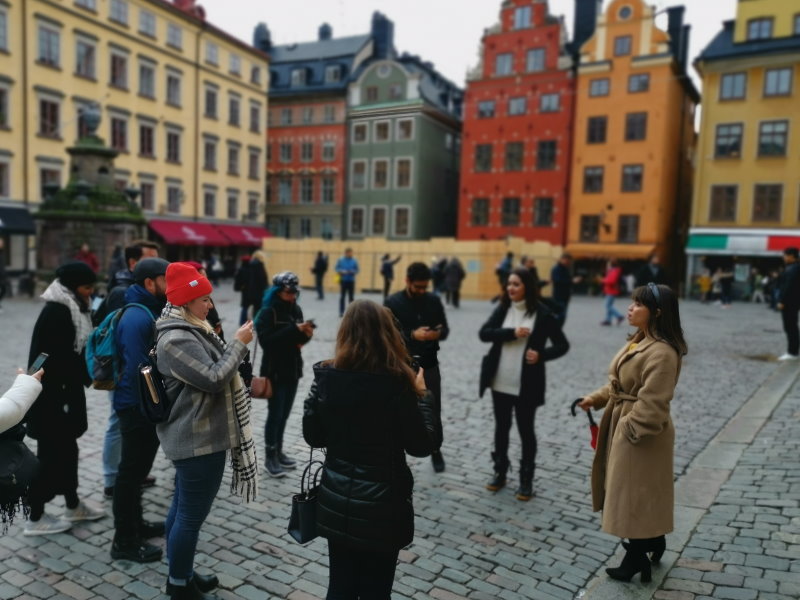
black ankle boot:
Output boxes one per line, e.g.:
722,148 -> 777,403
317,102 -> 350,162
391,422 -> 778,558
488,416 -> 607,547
622,535 -> 666,564
277,445 -> 296,469
486,453 -> 509,492
166,573 -> 219,595
265,445 -> 285,478
606,539 -> 652,583
515,461 -> 534,501
167,577 -> 219,599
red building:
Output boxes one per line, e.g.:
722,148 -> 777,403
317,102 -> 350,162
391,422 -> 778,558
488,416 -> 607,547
457,0 -> 580,244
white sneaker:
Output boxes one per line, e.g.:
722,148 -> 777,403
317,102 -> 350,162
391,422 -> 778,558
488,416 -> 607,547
23,513 -> 72,536
777,353 -> 799,361
63,500 -> 106,522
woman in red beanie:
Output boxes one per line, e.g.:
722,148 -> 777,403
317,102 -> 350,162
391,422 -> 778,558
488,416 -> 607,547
155,262 -> 257,600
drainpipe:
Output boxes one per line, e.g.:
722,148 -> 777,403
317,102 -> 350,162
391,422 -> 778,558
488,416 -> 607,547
193,26 -> 202,223
21,0 -> 30,270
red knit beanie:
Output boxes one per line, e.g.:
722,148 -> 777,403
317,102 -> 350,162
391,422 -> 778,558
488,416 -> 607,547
166,262 -> 213,306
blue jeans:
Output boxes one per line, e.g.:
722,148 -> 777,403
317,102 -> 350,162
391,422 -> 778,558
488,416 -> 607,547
103,395 -> 121,488
165,451 -> 226,585
339,280 -> 355,316
604,295 -> 623,322
265,380 -> 298,448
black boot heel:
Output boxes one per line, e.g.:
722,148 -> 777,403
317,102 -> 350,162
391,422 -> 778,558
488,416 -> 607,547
650,537 -> 665,564
639,559 -> 652,583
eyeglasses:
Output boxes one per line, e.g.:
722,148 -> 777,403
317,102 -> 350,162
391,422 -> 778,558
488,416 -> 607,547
648,282 -> 661,307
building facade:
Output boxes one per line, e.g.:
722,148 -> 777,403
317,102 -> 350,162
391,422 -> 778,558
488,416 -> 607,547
0,0 -> 269,267
566,0 -> 698,282
686,0 -> 800,294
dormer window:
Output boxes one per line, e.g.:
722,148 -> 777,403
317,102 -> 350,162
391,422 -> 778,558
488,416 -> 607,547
513,6 -> 531,30
291,68 -> 307,86
747,18 -> 773,40
325,65 -> 341,83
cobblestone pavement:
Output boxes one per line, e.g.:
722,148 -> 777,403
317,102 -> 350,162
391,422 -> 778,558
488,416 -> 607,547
0,282 -> 793,600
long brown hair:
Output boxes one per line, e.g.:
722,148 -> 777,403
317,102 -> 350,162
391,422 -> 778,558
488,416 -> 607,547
330,299 -> 420,395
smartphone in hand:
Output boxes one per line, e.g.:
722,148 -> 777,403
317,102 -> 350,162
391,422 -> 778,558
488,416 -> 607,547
28,352 -> 48,374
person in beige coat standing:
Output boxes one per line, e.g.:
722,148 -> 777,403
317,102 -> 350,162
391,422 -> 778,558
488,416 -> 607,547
579,283 -> 687,584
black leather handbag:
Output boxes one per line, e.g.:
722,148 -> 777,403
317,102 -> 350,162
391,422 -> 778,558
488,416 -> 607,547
288,451 -> 324,544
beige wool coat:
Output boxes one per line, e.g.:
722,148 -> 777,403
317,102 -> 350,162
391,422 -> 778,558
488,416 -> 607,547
587,331 -> 681,539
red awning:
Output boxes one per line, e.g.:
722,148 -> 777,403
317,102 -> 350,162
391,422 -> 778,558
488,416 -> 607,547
148,219 -> 230,246
214,223 -> 270,246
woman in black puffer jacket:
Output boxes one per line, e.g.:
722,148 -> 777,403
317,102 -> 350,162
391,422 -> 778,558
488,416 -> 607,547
303,299 -> 441,600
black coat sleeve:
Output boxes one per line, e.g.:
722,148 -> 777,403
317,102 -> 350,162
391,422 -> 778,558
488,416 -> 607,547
400,390 -> 441,457
302,379 -> 326,448
479,305 -> 516,344
537,313 -> 570,362
255,306 -> 308,350
431,296 -> 449,342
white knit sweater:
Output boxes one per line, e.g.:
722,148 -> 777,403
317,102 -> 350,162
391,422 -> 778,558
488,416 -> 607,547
491,301 -> 536,396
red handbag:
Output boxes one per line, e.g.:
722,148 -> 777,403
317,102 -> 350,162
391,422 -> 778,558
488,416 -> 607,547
249,339 -> 272,399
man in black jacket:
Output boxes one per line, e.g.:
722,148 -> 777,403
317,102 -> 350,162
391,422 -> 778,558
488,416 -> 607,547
777,247 -> 800,360
385,262 -> 449,472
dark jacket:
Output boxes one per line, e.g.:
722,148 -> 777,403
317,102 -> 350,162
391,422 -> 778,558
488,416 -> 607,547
248,260 -> 268,308
312,255 -> 329,276
478,302 -> 569,404
384,291 -> 449,369
635,263 -> 667,288
234,263 -> 250,308
779,262 -> 800,309
550,263 -> 572,302
93,269 -> 135,325
303,363 -> 441,552
254,298 -> 310,383
26,303 -> 91,439
444,260 -> 465,290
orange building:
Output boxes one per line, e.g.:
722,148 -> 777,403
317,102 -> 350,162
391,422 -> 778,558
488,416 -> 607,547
566,0 -> 698,283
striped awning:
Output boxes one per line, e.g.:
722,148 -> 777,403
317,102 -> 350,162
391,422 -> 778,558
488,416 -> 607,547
686,228 -> 800,256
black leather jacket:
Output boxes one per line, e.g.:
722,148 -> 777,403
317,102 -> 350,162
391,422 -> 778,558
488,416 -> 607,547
303,362 -> 441,552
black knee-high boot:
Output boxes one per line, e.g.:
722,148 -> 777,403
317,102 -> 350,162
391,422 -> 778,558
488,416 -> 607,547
606,539 -> 652,583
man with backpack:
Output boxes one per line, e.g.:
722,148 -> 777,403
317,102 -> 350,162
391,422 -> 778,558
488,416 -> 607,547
109,258 -> 169,563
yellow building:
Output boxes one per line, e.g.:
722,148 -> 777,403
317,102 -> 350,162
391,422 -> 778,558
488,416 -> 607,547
687,0 -> 800,293
0,0 -> 268,269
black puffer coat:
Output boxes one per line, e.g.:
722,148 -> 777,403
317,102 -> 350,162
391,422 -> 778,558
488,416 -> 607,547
254,297 -> 310,383
302,363 -> 441,552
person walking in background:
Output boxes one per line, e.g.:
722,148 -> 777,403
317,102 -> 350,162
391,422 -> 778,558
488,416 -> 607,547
385,262 -> 449,473
234,255 -> 251,325
380,253 -> 402,299
578,283 -> 687,584
751,269 -> 765,303
777,247 -> 800,361
254,272 -> 314,478
600,259 -> 625,326
106,245 -> 126,285
248,250 -> 270,318
478,267 -> 569,501
697,270 -> 712,303
311,251 -> 328,300
303,300 -> 441,599
24,262 -> 105,535
635,254 -> 667,288
431,257 -> 448,296
156,262 -> 257,599
335,248 -> 359,318
550,253 -> 580,324
74,242 -> 100,274
444,257 -> 466,308
493,252 -> 514,302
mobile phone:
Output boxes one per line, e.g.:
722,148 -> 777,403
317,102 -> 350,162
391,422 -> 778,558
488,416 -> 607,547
307,319 -> 317,329
28,352 -> 48,375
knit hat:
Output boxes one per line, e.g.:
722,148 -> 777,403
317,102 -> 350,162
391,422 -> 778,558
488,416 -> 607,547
165,262 -> 213,306
133,258 -> 169,284
55,261 -> 97,290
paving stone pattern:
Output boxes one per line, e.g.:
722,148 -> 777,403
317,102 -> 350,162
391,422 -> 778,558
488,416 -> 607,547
0,282 -> 790,599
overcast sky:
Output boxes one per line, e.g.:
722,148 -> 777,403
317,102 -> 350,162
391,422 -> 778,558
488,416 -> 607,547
201,0 -> 738,89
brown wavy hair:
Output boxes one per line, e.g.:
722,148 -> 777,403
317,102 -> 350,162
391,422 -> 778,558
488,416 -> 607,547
330,299 -> 420,395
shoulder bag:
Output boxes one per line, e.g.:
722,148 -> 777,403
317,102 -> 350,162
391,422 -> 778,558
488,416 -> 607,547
288,448 -> 324,544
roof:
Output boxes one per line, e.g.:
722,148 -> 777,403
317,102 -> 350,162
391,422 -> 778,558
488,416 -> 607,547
270,35 -> 372,63
696,20 -> 800,65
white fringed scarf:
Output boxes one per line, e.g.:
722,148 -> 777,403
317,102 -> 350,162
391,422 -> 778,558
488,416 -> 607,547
40,281 -> 93,352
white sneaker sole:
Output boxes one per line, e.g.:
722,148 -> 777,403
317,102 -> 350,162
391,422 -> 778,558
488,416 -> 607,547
23,525 -> 71,536
63,512 -> 106,522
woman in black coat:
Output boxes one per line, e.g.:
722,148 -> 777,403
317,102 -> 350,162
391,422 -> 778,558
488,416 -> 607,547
479,267 -> 569,500
303,299 -> 441,599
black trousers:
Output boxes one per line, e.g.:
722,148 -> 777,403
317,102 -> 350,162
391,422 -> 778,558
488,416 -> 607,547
113,406 -> 160,540
491,390 -> 538,464
423,365 -> 443,446
339,281 -> 355,316
382,277 -> 392,299
445,288 -> 461,308
28,435 -> 79,520
315,274 -> 325,299
326,541 -> 399,600
782,306 -> 800,355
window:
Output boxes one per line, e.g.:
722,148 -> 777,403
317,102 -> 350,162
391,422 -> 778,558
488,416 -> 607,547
715,123 -> 743,158
495,53 -> 513,76
508,97 -> 526,116
580,215 -> 600,242
167,23 -> 182,49
166,73 -> 181,105
397,119 -> 414,140
373,159 -> 389,189
139,9 -> 155,37
278,179 -> 291,204
514,6 -> 531,29
587,116 -> 607,143
166,130 -> 180,163
299,218 -> 312,237
250,103 -> 261,132
76,40 -> 96,78
247,195 -> 258,219
753,184 -> 782,221
325,65 -> 341,83
478,101 -> 496,118
396,158 -> 412,188
139,123 -> 154,157
351,161 -> 367,189
324,105 -> 336,123
614,35 -> 632,56
0,9 -> 6,51
167,186 -> 181,213
536,140 -> 557,170
534,197 -> 553,227
0,88 -> 7,128
203,139 -> 217,170
764,68 -> 792,97
40,168 -> 60,200
204,87 -> 217,118
288,68 -> 307,87
505,142 -> 524,172
110,0 -> 128,25
352,123 -> 368,143
471,198 -> 489,226
589,78 -> 609,97
625,112 -> 647,141
110,53 -> 128,88
75,0 -> 96,9
0,162 -> 7,197
280,108 -> 292,125
139,63 -> 155,98
321,178 -> 335,204
393,207 -> 410,237
227,194 -> 239,219
389,84 -> 403,100
228,96 -> 240,126
38,26 -> 60,67
350,207 -> 365,236
320,218 -> 333,239
501,198 -> 520,226
475,144 -> 492,172
205,42 -> 218,65
227,145 -> 239,175
583,166 -> 603,193
758,120 -> 788,156
203,190 -> 216,217
110,117 -> 127,150
540,94 -> 559,113
300,178 -> 313,203
279,143 -> 292,162
720,73 -> 746,100
709,185 -> 737,221
371,207 -> 387,236
365,86 -> 379,102
618,215 -> 639,243
301,142 -> 313,162
322,141 -> 335,161
248,150 -> 259,179
302,107 -> 313,124
251,65 -> 261,85
747,18 -> 773,40
230,54 -> 241,76
621,164 -> 644,192
526,48 -> 545,72
628,73 -> 650,93
138,182 -> 154,211
374,121 -> 390,142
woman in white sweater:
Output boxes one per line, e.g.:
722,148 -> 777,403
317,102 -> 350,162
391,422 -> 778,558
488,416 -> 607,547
0,370 -> 43,434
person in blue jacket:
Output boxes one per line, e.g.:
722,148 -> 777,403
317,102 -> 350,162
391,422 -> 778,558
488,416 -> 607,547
335,248 -> 359,317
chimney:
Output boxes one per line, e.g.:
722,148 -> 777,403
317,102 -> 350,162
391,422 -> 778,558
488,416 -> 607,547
666,6 -> 687,71
319,23 -> 333,41
571,0 -> 602,56
371,12 -> 395,60
173,0 -> 205,20
253,23 -> 272,53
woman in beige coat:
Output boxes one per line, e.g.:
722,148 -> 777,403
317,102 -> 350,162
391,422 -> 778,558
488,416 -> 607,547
579,283 -> 687,584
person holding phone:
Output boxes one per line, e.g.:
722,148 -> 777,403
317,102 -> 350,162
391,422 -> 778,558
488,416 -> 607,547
254,272 -> 314,478
0,365 -> 44,434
